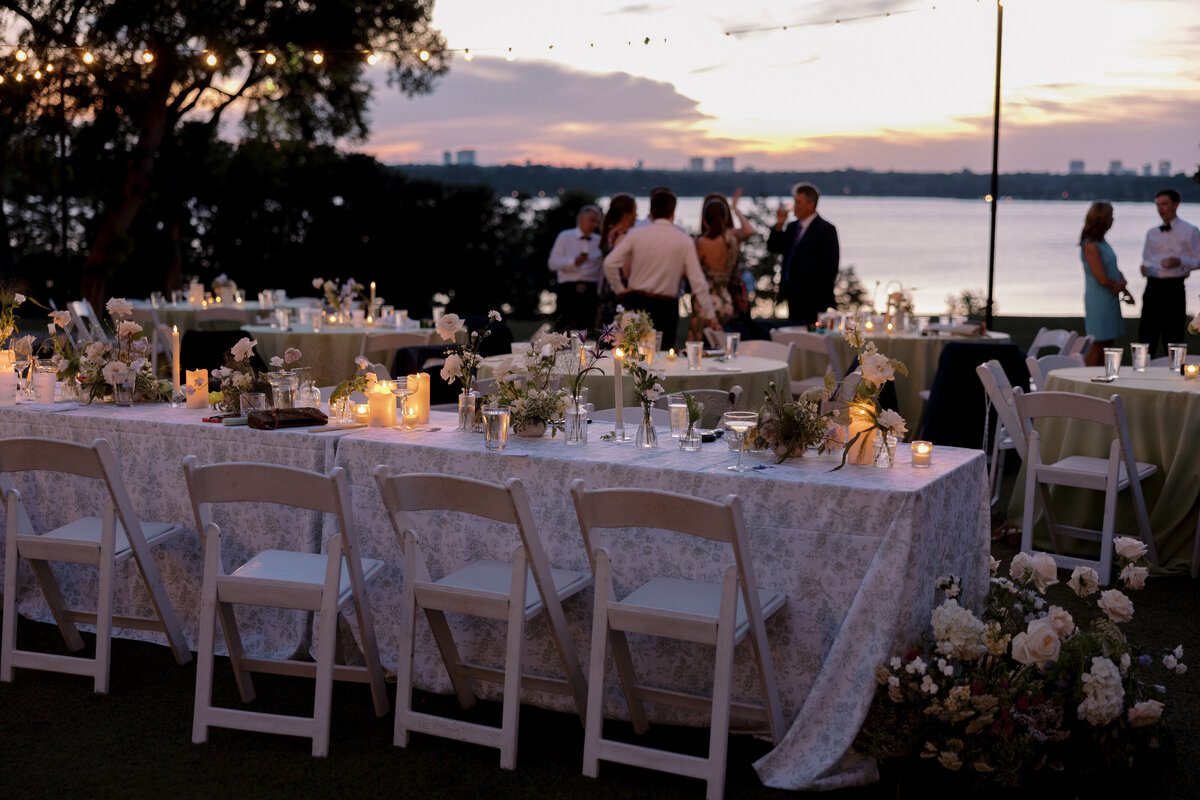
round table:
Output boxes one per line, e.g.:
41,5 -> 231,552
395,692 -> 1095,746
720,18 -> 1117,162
779,327 -> 1011,422
482,353 -> 791,411
1007,365 -> 1200,573
129,300 -> 318,331
241,325 -> 438,386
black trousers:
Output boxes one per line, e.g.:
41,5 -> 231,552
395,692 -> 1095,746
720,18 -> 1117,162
1139,277 -> 1186,358
619,292 -> 680,351
554,282 -> 598,332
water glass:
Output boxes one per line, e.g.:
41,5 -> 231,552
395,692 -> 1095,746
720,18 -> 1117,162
667,395 -> 688,438
484,407 -> 510,450
564,404 -> 588,446
32,360 -> 57,404
1168,343 -> 1187,372
149,291 -> 164,308
1103,347 -> 1122,379
654,330 -> 664,353
724,332 -> 740,359
685,341 -> 703,371
240,392 -> 267,415
266,371 -> 298,409
1130,343 -> 1149,372
432,306 -> 445,325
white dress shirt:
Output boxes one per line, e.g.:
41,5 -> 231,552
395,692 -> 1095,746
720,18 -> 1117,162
547,227 -> 604,284
603,219 -> 716,319
1141,216 -> 1200,278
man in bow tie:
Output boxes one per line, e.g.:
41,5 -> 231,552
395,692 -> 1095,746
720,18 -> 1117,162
548,205 -> 603,331
767,182 -> 840,325
1139,189 -> 1200,356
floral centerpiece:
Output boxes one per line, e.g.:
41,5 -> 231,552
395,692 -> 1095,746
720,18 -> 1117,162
312,276 -> 364,316
438,309 -> 501,397
856,539 -> 1182,788
755,380 -> 830,462
680,392 -> 705,450
614,307 -> 654,354
0,289 -> 28,348
44,310 -> 82,390
565,329 -> 610,403
69,298 -> 169,403
625,355 -> 665,447
210,336 -> 268,412
492,338 -> 568,436
828,327 -> 908,468
331,356 -> 379,404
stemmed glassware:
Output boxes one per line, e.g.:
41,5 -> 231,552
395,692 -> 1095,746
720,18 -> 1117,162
722,411 -> 758,472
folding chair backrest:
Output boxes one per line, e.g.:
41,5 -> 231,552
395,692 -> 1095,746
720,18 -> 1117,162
1027,353 -> 1084,391
591,406 -> 670,426
1065,334 -> 1093,358
1014,388 -> 1121,429
69,300 -> 102,343
1028,327 -> 1077,358
976,360 -> 1026,459
770,328 -> 844,379
737,339 -> 793,364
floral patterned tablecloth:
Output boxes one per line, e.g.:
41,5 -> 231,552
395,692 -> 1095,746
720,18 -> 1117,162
330,414 -> 990,790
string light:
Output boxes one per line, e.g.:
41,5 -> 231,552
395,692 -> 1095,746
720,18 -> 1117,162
505,47 -> 514,62
44,63 -> 53,73
14,48 -> 26,62
82,51 -> 94,64
464,49 -> 472,61
141,49 -> 153,63
205,52 -> 217,67
366,51 -> 379,65
33,69 -> 41,79
311,51 -> 323,64
264,51 -> 277,65
419,49 -> 430,62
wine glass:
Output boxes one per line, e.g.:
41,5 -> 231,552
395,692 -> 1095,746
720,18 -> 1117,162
722,411 -> 758,472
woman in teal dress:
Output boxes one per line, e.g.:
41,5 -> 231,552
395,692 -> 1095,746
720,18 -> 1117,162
1079,201 -> 1133,366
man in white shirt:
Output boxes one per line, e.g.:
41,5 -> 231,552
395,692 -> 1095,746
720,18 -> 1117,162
1139,189 -> 1200,356
547,205 -> 603,331
603,189 -> 718,350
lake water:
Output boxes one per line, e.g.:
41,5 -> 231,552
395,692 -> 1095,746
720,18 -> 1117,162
611,196 -> 1196,318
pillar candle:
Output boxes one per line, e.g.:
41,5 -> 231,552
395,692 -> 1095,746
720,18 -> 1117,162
185,369 -> 209,409
32,371 -> 55,404
406,372 -> 430,424
369,281 -> 376,311
368,384 -> 397,426
0,370 -> 16,406
171,326 -> 181,399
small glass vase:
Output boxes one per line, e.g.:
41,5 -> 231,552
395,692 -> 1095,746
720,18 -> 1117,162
679,423 -> 702,452
634,404 -> 657,448
457,388 -> 479,430
564,403 -> 588,445
267,370 -> 298,409
874,434 -> 897,468
113,382 -> 134,407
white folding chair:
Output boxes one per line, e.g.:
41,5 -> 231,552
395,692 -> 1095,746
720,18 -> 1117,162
654,386 -> 742,428
1065,334 -> 1093,358
183,457 -> 389,756
374,470 -> 591,770
1028,327 -> 1078,358
129,306 -> 173,376
570,481 -> 785,800
69,299 -> 109,344
591,406 -> 670,427
976,361 -> 1026,506
0,438 -> 191,693
770,328 -> 844,393
702,328 -> 724,349
1025,353 -> 1084,391
1013,389 -> 1158,584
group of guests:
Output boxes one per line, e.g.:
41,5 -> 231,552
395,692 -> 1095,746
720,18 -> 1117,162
547,183 -> 840,349
1079,189 -> 1200,365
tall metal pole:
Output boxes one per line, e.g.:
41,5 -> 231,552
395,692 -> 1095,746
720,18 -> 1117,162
986,0 -> 1003,330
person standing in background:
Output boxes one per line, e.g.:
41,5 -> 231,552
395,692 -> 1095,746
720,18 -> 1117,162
1079,201 -> 1133,366
1139,189 -> 1200,356
767,182 -> 839,325
547,205 -> 603,332
595,194 -> 638,327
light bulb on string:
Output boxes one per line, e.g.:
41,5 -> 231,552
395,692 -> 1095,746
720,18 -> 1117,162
82,51 -> 95,64
264,52 -> 277,65
33,69 -> 42,79
366,51 -> 379,65
205,52 -> 217,67
15,49 -> 26,62
311,51 -> 324,65
419,49 -> 430,62
0,76 -> 5,85
141,49 -> 154,64
14,73 -> 22,82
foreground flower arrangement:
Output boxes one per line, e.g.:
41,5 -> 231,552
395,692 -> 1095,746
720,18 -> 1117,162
855,538 -> 1183,787
46,298 -> 169,403
492,331 -> 568,435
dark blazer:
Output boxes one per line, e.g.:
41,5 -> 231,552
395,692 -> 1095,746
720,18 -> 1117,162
767,215 -> 840,324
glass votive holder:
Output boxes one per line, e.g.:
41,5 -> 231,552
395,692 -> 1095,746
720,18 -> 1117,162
32,360 -> 57,404
484,407 -> 510,450
1130,342 -> 1149,372
685,341 -> 703,371
1184,363 -> 1200,382
1168,343 -> 1187,372
240,392 -> 267,416
911,440 -> 932,468
1103,347 -> 1122,379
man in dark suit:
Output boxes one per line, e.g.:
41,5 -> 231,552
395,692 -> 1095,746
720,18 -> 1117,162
767,182 -> 840,325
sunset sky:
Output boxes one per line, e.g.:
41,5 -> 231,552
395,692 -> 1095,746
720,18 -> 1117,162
361,0 -> 1200,174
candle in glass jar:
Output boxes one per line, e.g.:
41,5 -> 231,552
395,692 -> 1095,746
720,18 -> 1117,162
406,372 -> 430,424
355,403 -> 370,423
911,440 -> 933,468
667,348 -> 676,360
0,369 -> 16,406
1184,363 -> 1200,381
185,369 -> 209,409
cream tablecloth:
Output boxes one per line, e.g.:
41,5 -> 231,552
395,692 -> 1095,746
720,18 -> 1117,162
329,415 -> 990,790
1006,365 -> 1200,573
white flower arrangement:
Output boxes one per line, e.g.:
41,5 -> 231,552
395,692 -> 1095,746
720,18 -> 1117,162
437,310 -> 501,391
67,297 -> 167,402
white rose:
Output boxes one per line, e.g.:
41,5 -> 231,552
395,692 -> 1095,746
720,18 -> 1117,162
1010,617 -> 1061,667
1045,605 -> 1075,638
1009,552 -> 1031,582
13,293 -> 25,304
1028,553 -> 1059,592
312,277 -> 325,288
270,356 -> 284,367
1127,700 -> 1164,727
440,353 -> 463,384
1067,565 -> 1100,597
117,320 -> 142,339
1113,536 -> 1148,562
436,313 -> 466,341
861,352 -> 894,385
1098,589 -> 1134,623
1119,563 -> 1149,591
875,408 -> 907,436
105,297 -> 133,318
229,337 -> 257,363
488,309 -> 502,322
284,347 -> 302,364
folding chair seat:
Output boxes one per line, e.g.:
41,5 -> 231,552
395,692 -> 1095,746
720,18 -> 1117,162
1026,353 -> 1084,391
374,470 -> 590,770
976,360 -> 1027,506
183,457 -> 389,756
0,437 -> 191,693
1013,389 -> 1158,584
570,481 -> 785,800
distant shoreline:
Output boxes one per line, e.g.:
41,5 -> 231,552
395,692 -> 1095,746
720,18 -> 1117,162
394,163 -> 1200,204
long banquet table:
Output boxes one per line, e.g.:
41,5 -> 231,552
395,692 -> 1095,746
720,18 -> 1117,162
0,401 -> 989,791
241,325 -> 439,386
1007,365 -> 1200,573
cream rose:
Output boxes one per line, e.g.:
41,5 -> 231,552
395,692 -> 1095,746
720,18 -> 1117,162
861,352 -> 895,385
435,312 -> 466,341
1113,536 -> 1148,562
1045,605 -> 1075,638
1010,617 -> 1061,667
1009,552 -> 1031,582
1127,700 -> 1164,727
1067,565 -> 1100,597
1028,553 -> 1059,592
1119,563 -> 1149,591
1098,589 -> 1134,623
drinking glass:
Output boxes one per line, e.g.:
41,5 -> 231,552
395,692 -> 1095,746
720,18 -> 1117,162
32,359 -> 57,404
722,411 -> 758,472
240,392 -> 267,415
432,306 -> 445,325
667,395 -> 688,438
654,330 -> 664,354
1130,343 -> 1149,372
685,341 -> 703,371
266,371 -> 298,409
1103,347 -> 1122,379
484,407 -> 510,450
149,291 -> 164,308
1168,343 -> 1187,372
724,332 -> 740,360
